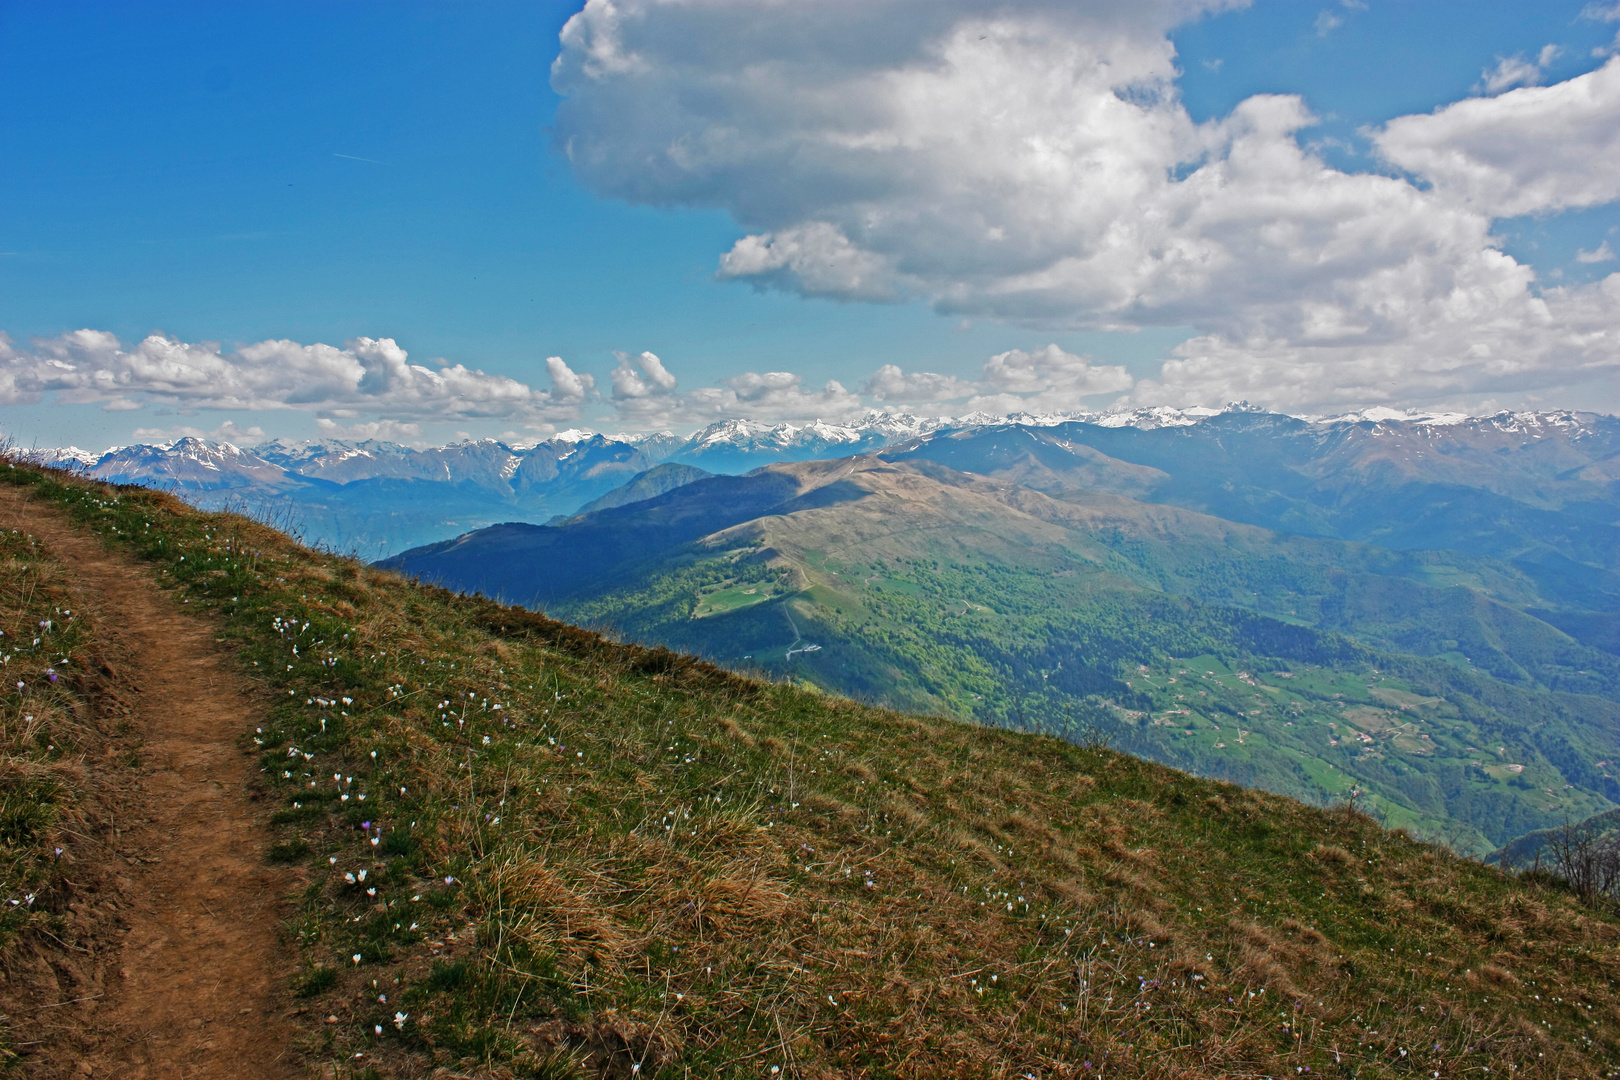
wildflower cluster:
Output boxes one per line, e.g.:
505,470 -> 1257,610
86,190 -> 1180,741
0,525 -> 97,942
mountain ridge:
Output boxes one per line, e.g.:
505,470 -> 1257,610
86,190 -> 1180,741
10,403 -> 1616,566
381,444 -> 1620,855
18,403 -> 1615,493
6,456 -> 1620,1077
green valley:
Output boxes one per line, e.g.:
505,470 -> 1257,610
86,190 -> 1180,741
388,455 -> 1620,858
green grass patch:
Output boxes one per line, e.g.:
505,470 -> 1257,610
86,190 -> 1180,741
5,461 -> 1620,1078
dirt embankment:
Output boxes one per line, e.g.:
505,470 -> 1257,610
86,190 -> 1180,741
0,485 -> 302,1079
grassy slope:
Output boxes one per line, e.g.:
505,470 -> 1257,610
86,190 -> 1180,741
552,468 -> 1618,856
0,527 -> 93,933
5,462 -> 1620,1078
0,510 -> 147,1066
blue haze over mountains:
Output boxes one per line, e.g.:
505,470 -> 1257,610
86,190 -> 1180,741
22,405 -> 1620,854
22,414 -> 947,558
370,407 -> 1620,856
30,408 -> 1618,583
25,407 -> 1618,649
375,407 -> 1620,665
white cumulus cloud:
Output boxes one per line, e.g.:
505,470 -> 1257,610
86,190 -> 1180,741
864,344 -> 1133,413
603,352 -> 863,429
698,370 -> 863,421
130,420 -> 268,445
675,371 -> 862,427
1377,56 -> 1620,217
1131,270 -> 1620,411
313,418 -> 427,442
979,344 -> 1133,400
1476,46 -> 1559,95
546,356 -> 595,405
863,365 -> 975,403
609,350 -> 679,399
1578,240 -> 1617,263
552,0 -> 1620,413
718,223 -> 903,302
1584,3 -> 1620,57
0,330 -> 594,427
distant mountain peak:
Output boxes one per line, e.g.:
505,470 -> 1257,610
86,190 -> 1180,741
7,404 -> 1614,519
1312,406 -> 1608,439
11,445 -> 99,468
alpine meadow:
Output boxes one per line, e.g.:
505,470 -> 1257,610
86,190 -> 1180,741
6,455 -> 1620,1078
5,1 -> 1620,1077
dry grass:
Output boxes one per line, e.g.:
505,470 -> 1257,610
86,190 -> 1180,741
0,520 -> 138,1065
5,462 -> 1620,1078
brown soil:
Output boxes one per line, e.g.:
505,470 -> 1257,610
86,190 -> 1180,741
0,486 -> 304,1078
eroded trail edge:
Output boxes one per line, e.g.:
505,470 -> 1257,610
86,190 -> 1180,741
0,485 -> 301,1079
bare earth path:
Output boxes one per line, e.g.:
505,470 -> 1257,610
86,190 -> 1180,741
0,486 -> 303,1079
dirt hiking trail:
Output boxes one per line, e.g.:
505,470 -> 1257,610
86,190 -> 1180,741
0,486 -> 303,1079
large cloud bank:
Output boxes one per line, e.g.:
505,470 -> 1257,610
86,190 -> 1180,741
604,348 -> 863,428
553,0 -> 1620,411
0,330 -> 593,428
0,330 -> 881,434
587,342 -> 1134,429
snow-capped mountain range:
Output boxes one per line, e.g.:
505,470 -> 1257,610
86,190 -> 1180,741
6,404 -> 1614,557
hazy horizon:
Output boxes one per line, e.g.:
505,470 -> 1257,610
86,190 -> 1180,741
5,1 -> 1620,448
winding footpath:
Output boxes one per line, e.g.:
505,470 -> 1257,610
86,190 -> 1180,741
0,486 -> 302,1079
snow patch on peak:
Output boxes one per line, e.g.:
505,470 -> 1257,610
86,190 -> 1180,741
692,419 -> 779,447
1321,406 -> 1468,425
1312,407 -> 1600,437
1091,406 -> 1206,429
803,420 -> 863,443
614,429 -> 675,445
6,445 -> 101,469
850,412 -> 948,440
1356,406 -> 1419,424
949,411 -> 1011,429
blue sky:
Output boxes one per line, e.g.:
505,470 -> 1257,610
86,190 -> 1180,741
2,0 -> 1618,449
